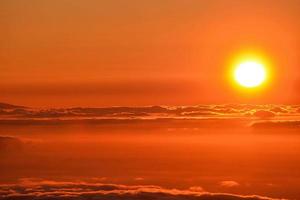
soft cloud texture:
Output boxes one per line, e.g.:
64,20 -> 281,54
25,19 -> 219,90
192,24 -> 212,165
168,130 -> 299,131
0,102 -> 299,120
0,179 -> 281,200
252,110 -> 276,119
251,121 -> 300,129
219,181 -> 240,188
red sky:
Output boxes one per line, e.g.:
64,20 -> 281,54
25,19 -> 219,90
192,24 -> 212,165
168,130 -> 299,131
1,0 -> 300,107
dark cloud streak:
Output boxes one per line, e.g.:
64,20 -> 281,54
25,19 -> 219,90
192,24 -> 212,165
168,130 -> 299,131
0,103 -> 299,119
0,180 -> 280,200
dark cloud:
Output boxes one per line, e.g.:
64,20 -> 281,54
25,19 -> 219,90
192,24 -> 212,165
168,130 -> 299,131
1,103 -> 299,125
252,110 -> 276,119
0,103 -> 26,109
251,121 -> 300,129
0,179 -> 279,200
270,107 -> 289,114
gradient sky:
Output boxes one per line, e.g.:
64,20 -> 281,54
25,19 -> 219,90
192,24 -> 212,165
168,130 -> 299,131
1,0 -> 300,107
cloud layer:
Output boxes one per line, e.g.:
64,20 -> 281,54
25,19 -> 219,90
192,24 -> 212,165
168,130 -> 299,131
0,103 -> 299,120
0,179 -> 280,200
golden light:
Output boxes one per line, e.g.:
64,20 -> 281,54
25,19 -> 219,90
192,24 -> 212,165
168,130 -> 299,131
234,61 -> 267,88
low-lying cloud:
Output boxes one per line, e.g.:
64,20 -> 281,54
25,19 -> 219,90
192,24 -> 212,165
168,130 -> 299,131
251,120 -> 300,129
1,103 -> 299,120
1,103 -> 300,130
219,181 -> 240,188
0,179 -> 281,200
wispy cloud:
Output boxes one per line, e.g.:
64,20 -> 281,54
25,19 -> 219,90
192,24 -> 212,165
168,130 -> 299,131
219,180 -> 240,188
251,121 -> 300,129
1,103 -> 299,118
0,179 -> 282,200
1,103 -> 300,129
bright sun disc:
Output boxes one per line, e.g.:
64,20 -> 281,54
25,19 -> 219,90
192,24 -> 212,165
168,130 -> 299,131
234,61 -> 266,88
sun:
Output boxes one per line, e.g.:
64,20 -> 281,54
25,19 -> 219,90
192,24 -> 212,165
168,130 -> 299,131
234,61 -> 267,88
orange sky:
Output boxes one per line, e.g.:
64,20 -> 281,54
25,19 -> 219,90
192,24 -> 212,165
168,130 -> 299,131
1,0 -> 300,107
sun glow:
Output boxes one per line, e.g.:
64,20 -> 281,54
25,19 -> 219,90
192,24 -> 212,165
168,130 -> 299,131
234,61 -> 267,88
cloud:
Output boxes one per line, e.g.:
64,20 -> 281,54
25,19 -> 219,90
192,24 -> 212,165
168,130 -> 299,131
219,181 -> 240,188
252,110 -> 276,119
1,103 -> 300,127
0,103 -> 26,109
270,107 -> 289,114
0,179 -> 281,200
188,186 -> 205,192
251,121 -> 300,129
134,177 -> 145,181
